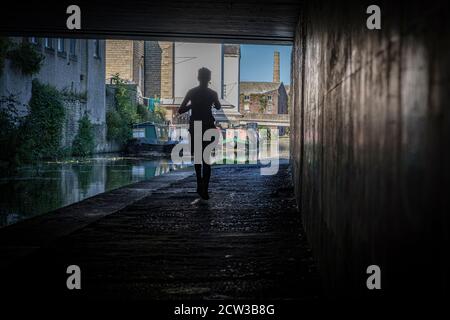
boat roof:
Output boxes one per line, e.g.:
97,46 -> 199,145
132,122 -> 167,128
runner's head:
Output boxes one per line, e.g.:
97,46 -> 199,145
198,67 -> 211,87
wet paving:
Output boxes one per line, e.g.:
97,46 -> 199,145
2,164 -> 321,300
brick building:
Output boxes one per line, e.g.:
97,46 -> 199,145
239,81 -> 288,115
142,42 -> 241,126
143,41 -> 174,99
105,40 -> 145,95
239,51 -> 288,115
106,41 -> 243,126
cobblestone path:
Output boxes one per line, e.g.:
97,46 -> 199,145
3,164 -> 321,300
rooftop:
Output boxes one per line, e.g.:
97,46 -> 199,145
223,44 -> 240,56
240,81 -> 284,95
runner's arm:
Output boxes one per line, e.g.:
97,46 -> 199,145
178,91 -> 191,114
213,92 -> 221,110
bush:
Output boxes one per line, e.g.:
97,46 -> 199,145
72,114 -> 95,157
106,109 -> 129,145
106,74 -> 137,144
7,42 -> 44,76
152,105 -> 167,123
106,74 -> 167,146
0,94 -> 23,168
18,80 -> 65,161
137,103 -> 166,124
136,103 -> 149,121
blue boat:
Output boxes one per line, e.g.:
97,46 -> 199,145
126,122 -> 178,155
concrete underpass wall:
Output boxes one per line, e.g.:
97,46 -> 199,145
291,0 -> 449,297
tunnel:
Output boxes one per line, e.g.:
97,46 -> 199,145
0,0 -> 449,302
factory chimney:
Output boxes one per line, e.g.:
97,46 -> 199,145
273,51 -> 280,83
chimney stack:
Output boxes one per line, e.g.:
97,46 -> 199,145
273,51 -> 280,83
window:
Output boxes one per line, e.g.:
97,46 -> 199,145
244,95 -> 250,102
69,39 -> 76,55
93,40 -> 100,58
44,38 -> 53,48
57,39 -> 65,52
29,37 -> 38,45
133,128 -> 145,138
267,104 -> 272,113
244,103 -> 250,111
267,95 -> 272,101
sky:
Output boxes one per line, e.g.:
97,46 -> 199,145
240,45 -> 292,85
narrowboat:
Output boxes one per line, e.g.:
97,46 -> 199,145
126,122 -> 179,156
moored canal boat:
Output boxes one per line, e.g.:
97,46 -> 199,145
126,122 -> 179,156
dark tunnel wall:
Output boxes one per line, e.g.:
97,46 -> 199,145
291,0 -> 449,297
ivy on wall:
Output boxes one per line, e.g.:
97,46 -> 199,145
0,39 -> 98,167
18,80 -> 66,162
259,95 -> 268,113
7,42 -> 44,76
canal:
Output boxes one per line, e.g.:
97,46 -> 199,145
0,156 -> 189,227
0,137 -> 289,228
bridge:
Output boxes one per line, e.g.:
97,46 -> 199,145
0,0 -> 448,301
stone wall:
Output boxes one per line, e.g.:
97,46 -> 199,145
34,38 -> 82,93
81,39 -> 109,152
160,42 -> 174,99
1,37 -> 110,154
105,40 -> 133,82
132,40 -> 144,93
144,41 -> 162,98
239,91 -> 279,114
291,0 -> 449,297
61,98 -> 87,148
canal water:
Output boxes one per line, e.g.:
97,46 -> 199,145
0,156 -> 189,228
0,138 -> 289,228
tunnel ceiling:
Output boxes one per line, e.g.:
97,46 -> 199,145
0,1 -> 301,44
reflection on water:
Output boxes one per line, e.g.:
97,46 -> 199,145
213,136 -> 290,164
0,156 -> 188,227
0,138 -> 289,228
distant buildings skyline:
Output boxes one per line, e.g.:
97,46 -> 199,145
240,45 -> 292,85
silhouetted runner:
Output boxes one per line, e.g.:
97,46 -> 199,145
178,67 -> 221,200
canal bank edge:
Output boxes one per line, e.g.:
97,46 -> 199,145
0,168 -> 195,270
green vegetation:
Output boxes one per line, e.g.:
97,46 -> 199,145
7,42 -> 44,76
0,80 -> 66,168
106,74 -> 138,145
1,81 -> 97,167
18,80 -> 66,161
72,114 -> 95,157
137,103 -> 166,124
0,94 -> 23,168
106,109 -> 127,145
106,73 -> 166,145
